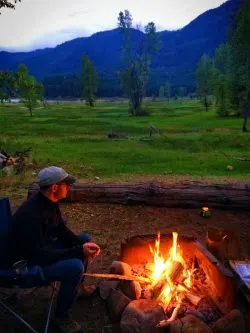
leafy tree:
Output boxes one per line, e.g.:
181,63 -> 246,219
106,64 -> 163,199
0,70 -> 15,103
16,64 -> 44,117
0,0 -> 20,12
81,55 -> 98,107
118,10 -> 160,116
196,54 -> 213,111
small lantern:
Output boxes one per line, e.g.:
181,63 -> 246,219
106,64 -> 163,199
200,207 -> 212,218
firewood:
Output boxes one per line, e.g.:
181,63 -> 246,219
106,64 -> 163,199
152,261 -> 184,300
83,273 -> 151,283
151,279 -> 168,300
169,261 -> 184,282
176,281 -> 192,292
185,291 -> 202,306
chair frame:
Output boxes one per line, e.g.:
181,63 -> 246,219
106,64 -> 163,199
0,281 -> 57,333
0,196 -> 58,333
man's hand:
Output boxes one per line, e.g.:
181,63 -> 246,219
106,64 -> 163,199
82,242 -> 100,259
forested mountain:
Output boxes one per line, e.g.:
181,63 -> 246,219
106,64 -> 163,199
0,0 -> 244,97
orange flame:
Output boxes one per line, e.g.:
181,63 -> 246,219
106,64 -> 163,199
148,232 -> 193,306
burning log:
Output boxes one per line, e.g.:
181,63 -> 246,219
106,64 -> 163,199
185,291 -> 202,306
151,279 -> 169,301
152,261 -> 184,301
169,261 -> 184,282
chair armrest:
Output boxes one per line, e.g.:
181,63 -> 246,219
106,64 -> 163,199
0,265 -> 46,288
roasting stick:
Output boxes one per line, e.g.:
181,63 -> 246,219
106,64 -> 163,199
83,273 -> 151,284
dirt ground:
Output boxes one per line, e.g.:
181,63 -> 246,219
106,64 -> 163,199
1,201 -> 250,333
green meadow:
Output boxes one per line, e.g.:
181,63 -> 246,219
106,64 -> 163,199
1,99 -> 250,184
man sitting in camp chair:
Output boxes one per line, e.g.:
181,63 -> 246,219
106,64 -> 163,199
7,166 -> 100,333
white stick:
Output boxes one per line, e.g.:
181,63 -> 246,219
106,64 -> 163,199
156,302 -> 182,328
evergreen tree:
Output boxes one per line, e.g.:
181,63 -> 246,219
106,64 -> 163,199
212,44 -> 233,116
81,55 -> 98,107
229,0 -> 250,129
0,70 -> 15,103
230,0 -> 250,94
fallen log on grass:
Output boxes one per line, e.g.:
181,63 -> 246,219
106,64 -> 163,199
28,182 -> 250,210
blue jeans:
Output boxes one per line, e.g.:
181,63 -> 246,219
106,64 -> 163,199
42,233 -> 91,317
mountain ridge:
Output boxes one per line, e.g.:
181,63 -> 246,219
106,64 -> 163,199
0,0 -> 244,96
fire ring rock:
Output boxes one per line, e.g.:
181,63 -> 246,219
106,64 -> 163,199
120,299 -> 165,333
118,280 -> 142,300
168,314 -> 213,333
107,289 -> 131,322
109,261 -> 132,276
211,309 -> 246,333
99,280 -> 120,300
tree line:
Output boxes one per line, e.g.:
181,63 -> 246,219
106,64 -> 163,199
0,9 -> 159,115
1,1 -> 249,121
196,0 -> 250,130
0,56 -> 98,115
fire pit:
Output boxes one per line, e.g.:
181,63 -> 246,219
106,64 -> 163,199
121,232 -> 235,310
96,232 -> 245,333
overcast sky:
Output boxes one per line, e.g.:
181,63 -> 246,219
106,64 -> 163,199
0,0 -> 226,51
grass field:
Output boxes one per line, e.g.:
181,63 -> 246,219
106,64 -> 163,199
1,98 -> 250,200
1,99 -> 250,333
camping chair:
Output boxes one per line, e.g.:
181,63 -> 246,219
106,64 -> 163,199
0,197 -> 57,333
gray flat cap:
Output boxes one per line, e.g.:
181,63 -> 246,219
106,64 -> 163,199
36,166 -> 76,186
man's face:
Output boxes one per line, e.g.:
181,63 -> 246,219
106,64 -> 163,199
52,183 -> 70,201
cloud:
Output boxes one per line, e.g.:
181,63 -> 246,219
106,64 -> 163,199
2,27 -> 91,52
0,0 -> 226,51
68,10 -> 89,17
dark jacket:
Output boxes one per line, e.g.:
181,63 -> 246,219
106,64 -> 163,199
8,192 -> 83,267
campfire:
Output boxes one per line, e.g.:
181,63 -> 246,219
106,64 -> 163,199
108,232 -> 218,329
145,232 -> 193,307
87,232 -> 244,333
132,232 -> 201,325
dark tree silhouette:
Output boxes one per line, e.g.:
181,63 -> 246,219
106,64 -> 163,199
0,0 -> 21,13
